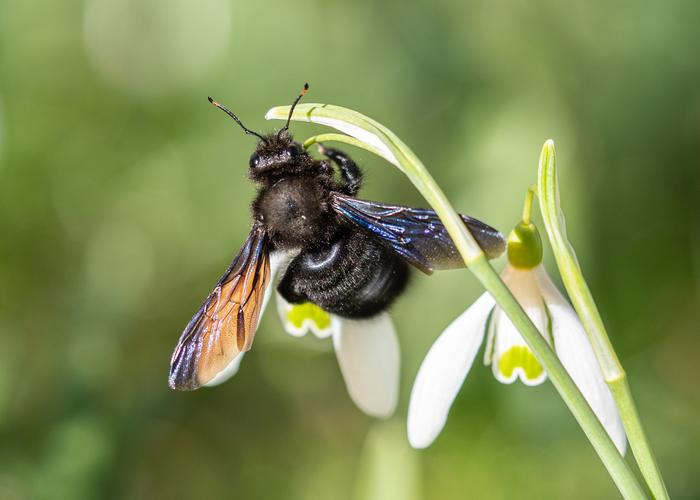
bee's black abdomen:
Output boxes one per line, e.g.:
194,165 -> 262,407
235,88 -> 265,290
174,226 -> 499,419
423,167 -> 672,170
277,229 -> 410,319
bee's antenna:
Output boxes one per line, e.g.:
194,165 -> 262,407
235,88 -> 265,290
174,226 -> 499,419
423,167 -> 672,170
279,83 -> 309,136
208,97 -> 266,142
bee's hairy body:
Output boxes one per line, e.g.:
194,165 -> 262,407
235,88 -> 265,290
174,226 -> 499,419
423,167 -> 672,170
251,133 -> 409,319
169,88 -> 506,392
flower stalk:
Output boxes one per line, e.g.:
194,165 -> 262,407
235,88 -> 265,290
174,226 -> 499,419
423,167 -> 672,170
537,140 -> 668,500
522,184 -> 537,225
267,103 -> 647,499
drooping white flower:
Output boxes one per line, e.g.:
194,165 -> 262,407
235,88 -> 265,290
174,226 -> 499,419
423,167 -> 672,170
276,293 -> 400,418
408,221 -> 626,453
208,250 -> 400,419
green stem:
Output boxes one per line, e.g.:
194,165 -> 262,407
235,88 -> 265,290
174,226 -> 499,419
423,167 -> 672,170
522,185 -> 537,225
610,379 -> 669,500
537,140 -> 668,500
266,104 -> 647,499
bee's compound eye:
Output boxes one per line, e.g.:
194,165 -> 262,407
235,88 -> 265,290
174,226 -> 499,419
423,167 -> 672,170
249,153 -> 261,169
285,144 -> 301,157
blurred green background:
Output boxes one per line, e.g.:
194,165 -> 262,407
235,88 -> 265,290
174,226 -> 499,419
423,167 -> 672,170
0,0 -> 698,499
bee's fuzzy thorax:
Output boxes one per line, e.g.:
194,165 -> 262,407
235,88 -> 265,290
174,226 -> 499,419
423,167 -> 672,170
253,174 -> 339,250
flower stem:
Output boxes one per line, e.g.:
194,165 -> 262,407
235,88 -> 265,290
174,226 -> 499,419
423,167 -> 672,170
522,185 -> 537,225
537,140 -> 668,500
609,378 -> 668,500
266,103 -> 648,499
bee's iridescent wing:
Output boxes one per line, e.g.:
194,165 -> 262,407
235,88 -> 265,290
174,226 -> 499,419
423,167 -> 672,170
331,193 -> 505,275
169,225 -> 270,390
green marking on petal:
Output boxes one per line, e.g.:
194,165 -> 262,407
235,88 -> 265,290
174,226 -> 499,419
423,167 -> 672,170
497,346 -> 544,382
286,302 -> 331,330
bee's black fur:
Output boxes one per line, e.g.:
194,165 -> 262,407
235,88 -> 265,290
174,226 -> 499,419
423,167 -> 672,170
248,131 -> 409,318
277,228 -> 409,318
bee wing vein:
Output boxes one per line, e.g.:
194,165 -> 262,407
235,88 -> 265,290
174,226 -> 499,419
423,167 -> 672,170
168,225 -> 270,390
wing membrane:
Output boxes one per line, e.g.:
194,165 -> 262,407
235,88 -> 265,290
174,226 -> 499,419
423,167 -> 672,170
331,193 -> 505,274
169,225 -> 270,390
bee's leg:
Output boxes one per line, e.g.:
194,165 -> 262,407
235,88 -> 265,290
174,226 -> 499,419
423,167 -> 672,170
318,144 -> 363,195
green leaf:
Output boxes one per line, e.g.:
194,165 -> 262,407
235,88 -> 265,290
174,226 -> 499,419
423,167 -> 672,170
536,140 -> 622,379
537,140 -> 668,500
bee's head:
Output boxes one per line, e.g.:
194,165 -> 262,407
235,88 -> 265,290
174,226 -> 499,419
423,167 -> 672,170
208,83 -> 312,182
246,132 -> 312,180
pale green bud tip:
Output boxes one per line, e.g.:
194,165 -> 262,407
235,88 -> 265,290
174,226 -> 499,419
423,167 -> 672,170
540,139 -> 556,169
507,222 -> 543,268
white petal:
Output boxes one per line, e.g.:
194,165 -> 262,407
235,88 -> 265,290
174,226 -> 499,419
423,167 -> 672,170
490,266 -> 548,386
535,266 -> 627,454
203,353 -> 244,387
275,293 -> 333,338
332,313 -> 400,418
407,293 -> 494,448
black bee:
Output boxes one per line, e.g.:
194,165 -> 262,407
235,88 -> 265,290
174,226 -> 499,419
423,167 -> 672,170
169,84 -> 505,390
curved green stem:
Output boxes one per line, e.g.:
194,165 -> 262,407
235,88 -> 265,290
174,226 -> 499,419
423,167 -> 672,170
267,104 -> 647,499
537,140 -> 668,500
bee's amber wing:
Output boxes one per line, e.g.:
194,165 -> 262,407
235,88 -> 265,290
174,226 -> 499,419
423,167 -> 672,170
169,225 -> 270,390
331,193 -> 505,275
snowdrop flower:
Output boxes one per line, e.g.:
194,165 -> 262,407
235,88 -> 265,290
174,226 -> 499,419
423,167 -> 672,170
408,218 -> 626,453
275,293 -> 399,418
212,252 -> 399,419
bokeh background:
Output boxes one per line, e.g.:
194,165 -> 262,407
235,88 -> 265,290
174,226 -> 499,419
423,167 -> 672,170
0,0 -> 698,499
